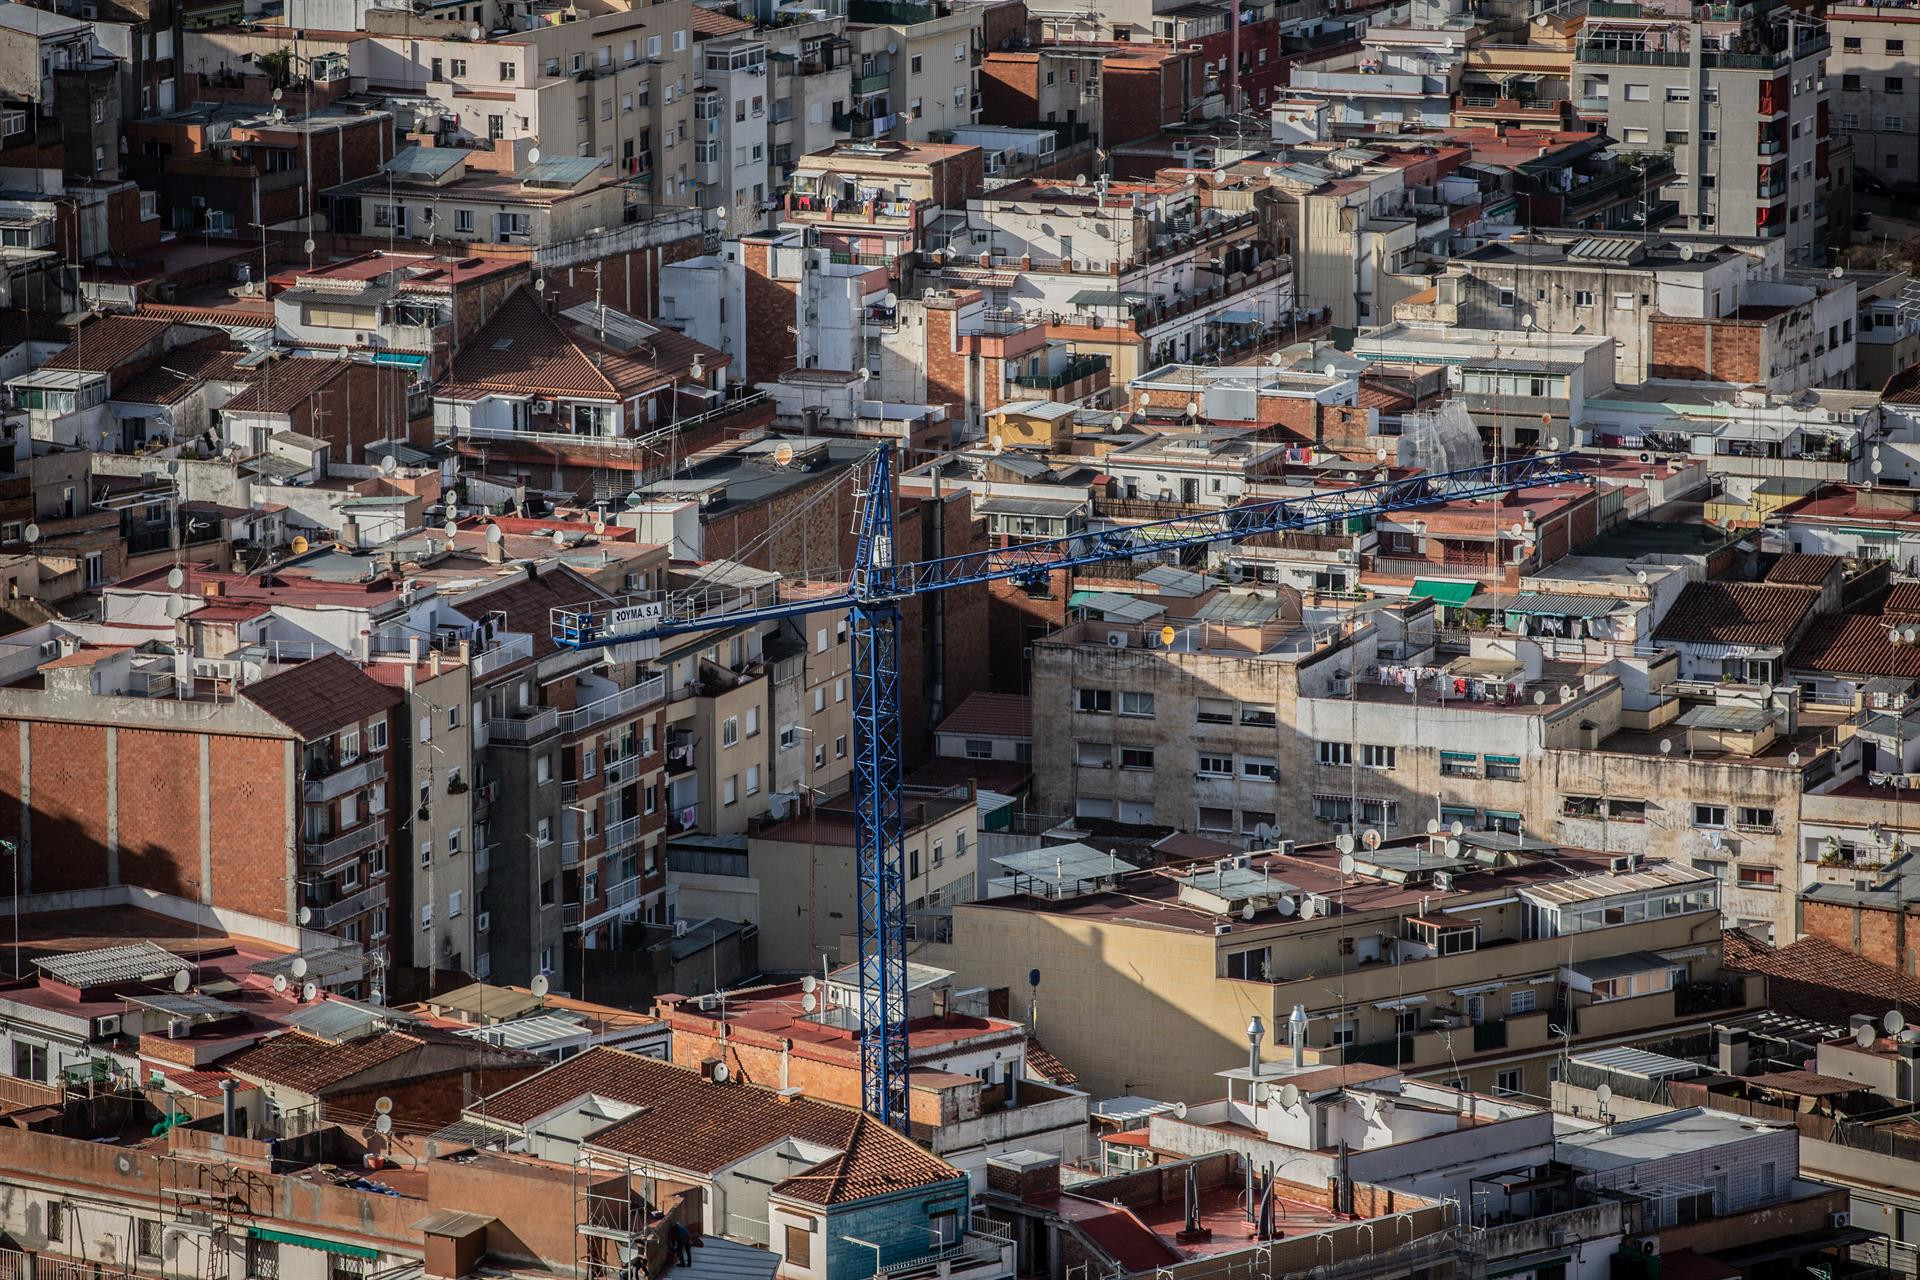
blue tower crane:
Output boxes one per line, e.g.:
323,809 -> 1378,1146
553,447 -> 1587,1131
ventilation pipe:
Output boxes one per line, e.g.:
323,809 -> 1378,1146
1290,1003 -> 1309,1070
1246,1015 -> 1265,1078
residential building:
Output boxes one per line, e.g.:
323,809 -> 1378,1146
843,0 -> 984,143
919,836 -> 1757,1103
1830,0 -> 1920,195
1287,12 -> 1481,130
657,963 -> 1093,1175
782,137 -> 983,284
1573,0 -> 1831,262
693,36 -> 774,231
761,18 -> 854,197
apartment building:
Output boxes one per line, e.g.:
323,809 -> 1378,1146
1830,0 -> 1920,194
921,836 -> 1758,1102
761,18 -> 853,195
1287,12 -> 1481,129
693,37 -> 773,229
844,0 -> 983,142
1574,0 -> 1830,262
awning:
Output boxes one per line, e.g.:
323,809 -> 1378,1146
248,1228 -> 380,1261
1212,309 -> 1262,325
371,351 -> 429,370
1411,579 -> 1478,606
1373,995 -> 1429,1010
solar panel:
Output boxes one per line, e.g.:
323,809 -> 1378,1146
1195,594 -> 1281,625
992,842 -> 1138,886
1179,864 -> 1301,904
35,942 -> 191,989
250,950 -> 360,982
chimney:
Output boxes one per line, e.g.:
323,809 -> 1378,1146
985,1151 -> 1061,1199
219,1078 -> 237,1136
428,649 -> 443,677
484,529 -> 505,565
1247,1015 -> 1265,1077
1716,1025 -> 1750,1077
1290,1003 -> 1309,1070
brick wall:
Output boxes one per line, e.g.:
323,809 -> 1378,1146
923,298 -> 968,426
1802,898 -> 1920,977
979,54 -> 1040,125
741,238 -> 798,383
1648,317 -> 1765,384
26,721 -> 111,891
987,570 -> 1068,694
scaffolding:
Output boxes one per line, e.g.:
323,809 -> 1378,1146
574,1151 -> 662,1280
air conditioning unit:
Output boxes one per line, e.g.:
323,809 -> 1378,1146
1214,922 -> 1233,935
477,911 -> 491,933
93,1014 -> 122,1039
1106,630 -> 1127,647
1338,548 -> 1359,563
1831,1212 -> 1851,1230
166,1018 -> 192,1040
1635,1238 -> 1660,1257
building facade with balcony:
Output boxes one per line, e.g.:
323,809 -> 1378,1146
844,0 -> 984,142
1828,1 -> 1920,197
695,38 -> 774,231
1573,0 -> 1831,262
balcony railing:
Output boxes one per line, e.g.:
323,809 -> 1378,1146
602,814 -> 642,850
304,884 -> 377,928
302,822 -> 383,869
471,631 -> 533,679
878,1222 -> 1015,1280
1011,353 -> 1109,390
853,70 -> 892,95
488,704 -> 561,743
567,675 -> 666,736
303,755 -> 385,803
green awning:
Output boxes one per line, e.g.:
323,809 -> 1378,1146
1410,579 -> 1478,606
248,1228 -> 380,1261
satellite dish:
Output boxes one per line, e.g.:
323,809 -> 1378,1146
1173,1101 -> 1188,1119
526,145 -> 542,164
23,524 -> 39,544
1336,833 -> 1356,855
1659,739 -> 1674,756
291,957 -> 308,979
773,443 -> 795,466
800,974 -> 818,994
172,969 -> 192,993
535,276 -> 546,292
1788,751 -> 1801,767
531,974 -> 552,998
300,981 -> 317,1002
1254,1082 -> 1270,1103
1279,1083 -> 1301,1109
297,907 -> 311,925
714,206 -> 728,222
1857,1023 -> 1877,1048
1275,895 -> 1297,917
1445,839 -> 1462,857
468,22 -> 483,37
1299,897 -> 1317,920
291,536 -> 310,555
712,1062 -> 731,1084
801,993 -> 818,1013
593,520 -> 607,535
1338,853 -> 1357,877
1186,399 -> 1200,417
272,86 -> 283,101
553,530 -> 568,550
1534,690 -> 1547,705
858,367 -> 871,383
1160,625 -> 1177,647
444,518 -> 459,536
1546,435 -> 1560,450
165,597 -> 188,619
1241,903 -> 1257,922
1636,570 -> 1649,585
273,974 -> 288,993
167,567 -> 185,590
1361,828 -> 1381,850
370,985 -> 385,1006
303,238 -> 316,255
486,524 -> 504,544
1679,244 -> 1696,260
1887,1010 -> 1908,1036
1560,685 -> 1574,701
989,434 -> 1005,454
380,455 -> 398,476
1426,819 -> 1441,835
375,1115 -> 393,1135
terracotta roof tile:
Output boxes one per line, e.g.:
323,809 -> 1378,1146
452,564 -> 607,662
1722,930 -> 1920,1027
40,316 -> 179,374
691,7 -> 753,35
221,355 -> 407,415
482,1048 -> 962,1202
112,349 -> 251,405
1654,581 -> 1819,647
935,692 -> 1031,740
240,653 -> 405,740
1763,553 -> 1842,586
1882,582 -> 1920,621
446,287 -> 655,401
1790,613 -> 1920,680
1024,1038 -> 1078,1086
222,1030 -> 422,1092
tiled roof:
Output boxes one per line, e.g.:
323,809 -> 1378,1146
222,1030 -> 421,1092
240,653 -> 405,740
1722,930 -> 1920,1028
1883,582 -> 1920,620
1883,360 -> 1920,406
112,349 -> 251,405
1653,581 -> 1818,647
1790,613 -> 1920,679
1024,1038 -> 1078,1086
935,692 -> 1032,740
484,1048 -> 960,1201
1763,553 -> 1842,586
221,355 -> 405,415
444,287 -> 666,401
691,6 -> 753,34
40,316 -> 179,374
452,564 -> 607,662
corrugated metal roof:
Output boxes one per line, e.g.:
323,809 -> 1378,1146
517,155 -> 605,187
992,843 -> 1139,885
1195,593 -> 1282,625
1496,592 -> 1621,619
382,146 -> 466,179
36,943 -> 192,989
1073,591 -> 1165,623
1571,1046 -> 1702,1080
1677,704 -> 1774,732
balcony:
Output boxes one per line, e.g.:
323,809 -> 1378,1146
669,802 -> 700,834
665,730 -> 696,776
471,632 -> 533,680
785,192 -> 920,228
565,675 -> 666,736
1011,353 -> 1109,391
303,884 -> 377,929
302,822 -> 383,869
303,754 -> 385,803
488,704 -> 561,743
602,814 -> 643,850
853,69 -> 892,96
876,1221 -> 1014,1280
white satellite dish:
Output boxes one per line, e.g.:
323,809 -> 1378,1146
801,974 -> 817,993
1426,819 -> 1440,835
486,524 -> 504,544
1636,570 -> 1649,585
1445,839 -> 1462,857
1254,1082 -> 1271,1103
381,455 -> 398,476
773,443 -> 795,466
712,1062 -> 731,1083
23,524 -> 39,544
1336,833 -> 1356,855
989,434 -> 1005,454
165,597 -> 188,619
1241,903 -> 1257,921
1857,1022 -> 1877,1048
1595,1083 -> 1613,1107
801,993 -> 818,1013
526,145 -> 542,164
172,969 -> 192,993
531,974 -> 551,998
1659,739 -> 1674,756
1173,1101 -> 1188,1119
468,23 -> 483,37
593,520 -> 607,536
167,567 -> 185,590
1449,821 -> 1465,838
273,974 -> 289,993
1533,690 -> 1548,707
291,957 -> 308,979
370,985 -> 385,1006
858,367 -> 871,383
304,238 -> 316,255
375,1115 -> 393,1135
374,1095 -> 393,1115
1888,1010 -> 1908,1036
552,530 -> 568,550
1361,828 -> 1381,850
300,981 -> 318,1002
1275,895 -> 1297,917
1278,1083 -> 1300,1110
1338,853 -> 1357,877
1299,897 -> 1317,920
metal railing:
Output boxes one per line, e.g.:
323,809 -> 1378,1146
471,632 -> 533,679
303,823 -> 384,868
1012,354 -> 1108,390
303,755 -> 385,803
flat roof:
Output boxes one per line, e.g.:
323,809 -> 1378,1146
1557,1107 -> 1785,1169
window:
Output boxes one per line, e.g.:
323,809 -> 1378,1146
1317,741 -> 1352,767
1843,73 -> 1862,92
1563,795 -> 1603,819
646,34 -> 661,56
1198,806 -> 1234,831
1196,697 -> 1233,724
339,729 -> 361,764
835,735 -> 848,759
536,817 -> 551,845
448,889 -> 463,918
1608,798 -> 1647,821
722,716 -> 739,747
1497,288 -> 1515,307
954,40 -> 966,60
419,839 -> 432,867
965,738 -> 994,759
911,53 -> 923,73
1885,115 -> 1906,130
1665,85 -> 1690,101
1495,1068 -> 1524,1098
1241,756 -> 1278,780
745,765 -> 761,796
1485,755 -> 1522,781
723,775 -> 738,806
1891,39 -> 1907,53
1330,1018 -> 1358,1047
784,1226 -> 811,1269
1227,947 -> 1272,981
1843,35 -> 1862,50
1614,293 -> 1635,312
1315,795 -> 1353,824
1737,806 -> 1774,830
541,879 -> 555,906
1120,747 -> 1154,770
1076,687 -> 1113,714
248,1239 -> 280,1280
500,60 -> 515,80
1396,1007 -> 1422,1036
1737,865 -> 1777,887
1119,690 -> 1154,716
1889,77 -> 1906,94
13,1042 -> 47,1082
1361,744 -> 1396,770
1198,753 -> 1233,777
1624,127 -> 1649,143
1075,742 -> 1112,768
537,755 -> 553,784
340,792 -> 359,829
834,678 -> 847,703
1623,83 -> 1649,100
1509,988 -> 1537,1015
1693,804 -> 1727,828
1573,290 -> 1595,308
1440,751 -> 1478,777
